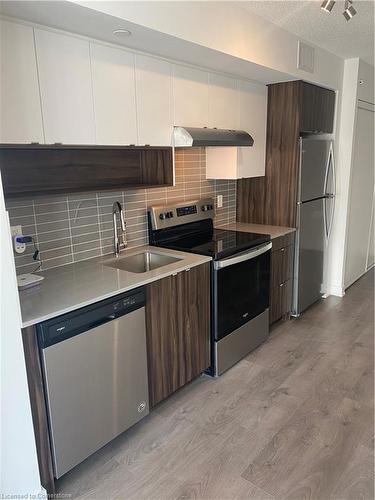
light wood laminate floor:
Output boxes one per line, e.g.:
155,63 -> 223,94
58,270 -> 374,500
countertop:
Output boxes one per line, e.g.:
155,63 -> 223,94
19,246 -> 211,328
217,222 -> 296,239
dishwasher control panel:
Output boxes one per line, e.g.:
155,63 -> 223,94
37,287 -> 145,348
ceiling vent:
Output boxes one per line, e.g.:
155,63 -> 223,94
297,41 -> 315,73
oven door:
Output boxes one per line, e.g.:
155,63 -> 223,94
213,242 -> 271,341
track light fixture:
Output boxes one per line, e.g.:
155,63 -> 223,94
343,0 -> 357,20
321,0 -> 336,13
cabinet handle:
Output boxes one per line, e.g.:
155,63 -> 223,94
279,282 -> 285,287
172,272 -> 178,276
185,268 -> 191,272
280,248 -> 285,252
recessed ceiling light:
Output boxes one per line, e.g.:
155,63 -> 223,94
320,0 -> 335,13
112,29 -> 132,37
343,0 -> 357,20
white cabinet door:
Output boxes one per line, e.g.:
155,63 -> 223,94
135,54 -> 172,146
0,20 -> 44,143
173,65 -> 209,128
91,43 -> 137,145
345,102 -> 375,288
238,80 -> 267,178
208,73 -> 239,129
35,29 -> 95,144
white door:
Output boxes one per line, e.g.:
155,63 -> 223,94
35,29 -> 95,144
345,101 -> 375,288
173,65 -> 209,128
237,80 -> 267,178
135,54 -> 172,146
0,20 -> 44,143
91,43 -> 137,145
208,73 -> 239,129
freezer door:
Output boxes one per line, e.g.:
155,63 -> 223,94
293,198 -> 324,315
299,139 -> 330,202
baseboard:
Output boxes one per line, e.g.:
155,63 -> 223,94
325,283 -> 345,297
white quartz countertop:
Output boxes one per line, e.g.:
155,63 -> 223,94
217,222 -> 296,239
19,246 -> 211,328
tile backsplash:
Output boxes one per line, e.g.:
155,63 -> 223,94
6,148 -> 236,274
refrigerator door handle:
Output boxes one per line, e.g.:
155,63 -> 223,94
324,143 -> 336,243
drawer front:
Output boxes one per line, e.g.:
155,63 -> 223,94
270,279 -> 292,324
271,232 -> 295,252
271,245 -> 294,288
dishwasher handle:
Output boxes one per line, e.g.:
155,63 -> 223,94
37,287 -> 145,349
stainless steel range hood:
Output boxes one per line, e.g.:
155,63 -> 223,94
173,127 -> 254,147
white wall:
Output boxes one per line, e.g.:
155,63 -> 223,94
73,0 -> 343,90
0,173 -> 42,496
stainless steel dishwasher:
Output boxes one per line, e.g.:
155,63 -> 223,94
37,287 -> 149,479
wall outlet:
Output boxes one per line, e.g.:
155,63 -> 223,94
217,195 -> 223,208
10,225 -> 26,254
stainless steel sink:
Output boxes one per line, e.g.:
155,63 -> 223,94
104,251 -> 183,273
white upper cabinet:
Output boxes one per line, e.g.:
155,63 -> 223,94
35,29 -> 95,144
0,20 -> 44,144
135,54 -> 172,146
237,79 -> 267,178
91,43 -> 137,145
173,65 -> 209,128
208,73 -> 239,130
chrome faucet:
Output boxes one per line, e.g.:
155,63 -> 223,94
112,201 -> 127,257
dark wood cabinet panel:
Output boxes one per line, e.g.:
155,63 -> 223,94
269,234 -> 295,325
0,145 -> 173,198
22,326 -> 55,495
300,82 -> 336,134
270,279 -> 292,325
237,80 -> 335,228
146,263 -> 210,407
271,245 -> 294,288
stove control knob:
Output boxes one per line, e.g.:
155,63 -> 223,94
166,212 -> 171,219
159,213 -> 166,220
208,204 -> 214,210
168,211 -> 174,218
202,205 -> 208,212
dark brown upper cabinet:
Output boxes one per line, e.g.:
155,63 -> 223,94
300,81 -> 336,134
0,144 -> 173,198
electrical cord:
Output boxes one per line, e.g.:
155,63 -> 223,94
31,238 -> 42,273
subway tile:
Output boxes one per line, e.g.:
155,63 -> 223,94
73,239 -> 101,254
7,205 -> 35,218
43,254 -> 73,270
37,229 -> 71,243
5,198 -> 33,209
35,210 -> 69,224
39,237 -> 72,252
70,214 -> 100,228
36,221 -> 70,236
40,245 -> 72,261
34,201 -> 69,215
70,223 -> 99,238
74,248 -> 102,263
33,194 -> 67,205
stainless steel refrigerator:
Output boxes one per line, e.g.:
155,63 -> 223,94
292,138 -> 335,316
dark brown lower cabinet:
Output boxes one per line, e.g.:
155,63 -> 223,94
146,263 -> 210,407
270,233 -> 295,324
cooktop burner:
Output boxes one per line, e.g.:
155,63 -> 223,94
153,227 -> 270,260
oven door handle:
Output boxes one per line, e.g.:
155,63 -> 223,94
214,241 -> 272,270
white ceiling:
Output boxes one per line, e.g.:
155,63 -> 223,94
239,0 -> 374,65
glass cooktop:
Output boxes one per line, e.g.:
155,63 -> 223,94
155,227 -> 270,260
